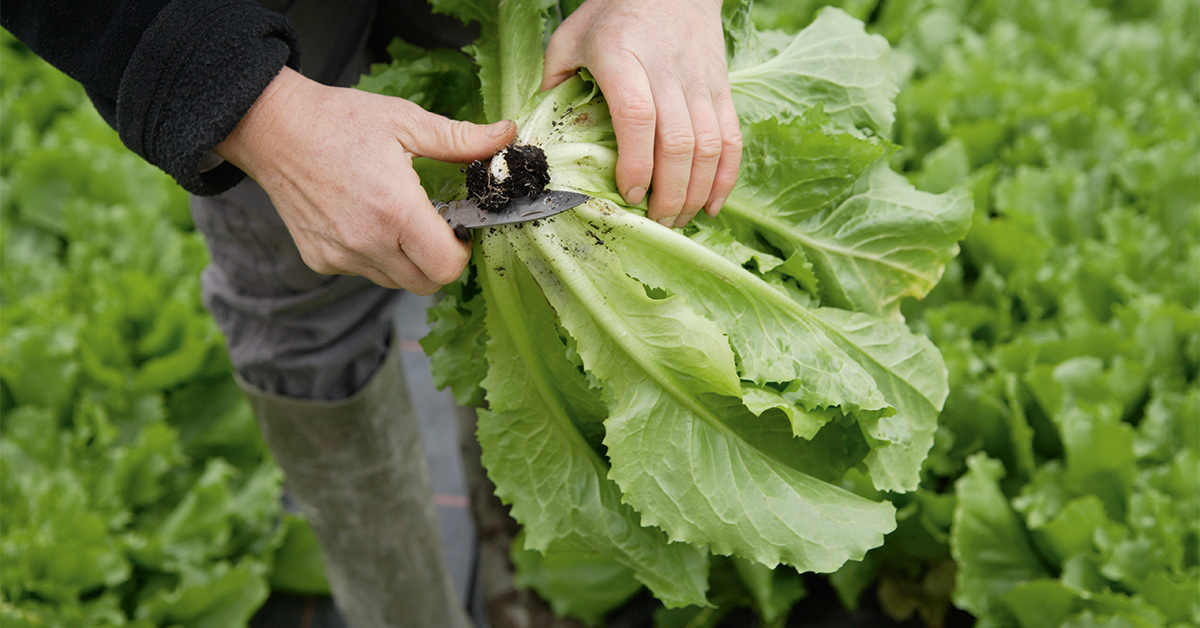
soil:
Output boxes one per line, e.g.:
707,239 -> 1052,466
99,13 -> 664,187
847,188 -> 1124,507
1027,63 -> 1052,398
464,143 -> 551,212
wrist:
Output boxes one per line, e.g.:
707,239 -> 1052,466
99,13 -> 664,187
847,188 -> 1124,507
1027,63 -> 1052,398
215,66 -> 311,176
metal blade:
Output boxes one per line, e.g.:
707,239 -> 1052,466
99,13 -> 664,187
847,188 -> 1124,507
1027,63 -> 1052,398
436,190 -> 590,229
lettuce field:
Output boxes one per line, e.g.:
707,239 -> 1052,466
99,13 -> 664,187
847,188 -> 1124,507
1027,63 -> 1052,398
0,27 -> 329,628
2,0 -> 1198,627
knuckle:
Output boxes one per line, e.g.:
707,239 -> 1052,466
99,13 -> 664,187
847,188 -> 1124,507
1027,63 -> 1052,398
324,247 -> 359,274
724,130 -> 744,154
659,127 -> 695,158
544,30 -> 576,65
388,101 -> 420,135
711,83 -> 736,106
297,243 -> 339,275
339,228 -> 376,258
394,211 -> 424,253
426,257 -> 467,286
447,119 -> 476,148
544,30 -> 566,57
306,257 -> 339,276
612,95 -> 656,128
694,132 -> 723,161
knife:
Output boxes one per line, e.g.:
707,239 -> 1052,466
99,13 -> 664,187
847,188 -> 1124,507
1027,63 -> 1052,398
434,190 -> 590,238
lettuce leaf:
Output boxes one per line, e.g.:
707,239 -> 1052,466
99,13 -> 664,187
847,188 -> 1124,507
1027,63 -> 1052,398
369,2 -> 969,616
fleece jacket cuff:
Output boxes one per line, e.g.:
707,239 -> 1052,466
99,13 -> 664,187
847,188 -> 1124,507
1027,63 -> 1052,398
117,0 -> 300,196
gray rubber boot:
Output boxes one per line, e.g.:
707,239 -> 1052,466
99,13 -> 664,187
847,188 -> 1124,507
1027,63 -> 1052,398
241,344 -> 472,628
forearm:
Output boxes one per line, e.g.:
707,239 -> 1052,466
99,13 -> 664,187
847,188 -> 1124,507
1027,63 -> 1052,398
215,66 -> 309,182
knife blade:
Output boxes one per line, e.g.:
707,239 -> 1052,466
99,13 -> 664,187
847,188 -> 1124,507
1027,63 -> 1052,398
434,190 -> 589,230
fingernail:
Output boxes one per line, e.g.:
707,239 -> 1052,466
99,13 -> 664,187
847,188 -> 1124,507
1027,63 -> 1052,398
626,186 -> 647,205
657,216 -> 675,228
487,120 -> 515,138
706,197 -> 725,217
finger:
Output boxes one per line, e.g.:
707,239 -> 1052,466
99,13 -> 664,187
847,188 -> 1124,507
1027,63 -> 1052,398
320,219 -> 439,292
589,57 -> 656,206
386,165 -> 473,288
397,103 -> 517,163
673,86 -> 723,228
541,27 -> 581,91
646,81 -> 694,226
706,88 -> 742,218
356,264 -> 404,291
353,233 -> 438,292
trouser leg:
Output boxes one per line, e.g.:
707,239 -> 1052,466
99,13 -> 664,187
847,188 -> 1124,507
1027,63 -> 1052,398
191,178 -> 471,628
241,343 -> 470,628
190,3 -> 482,625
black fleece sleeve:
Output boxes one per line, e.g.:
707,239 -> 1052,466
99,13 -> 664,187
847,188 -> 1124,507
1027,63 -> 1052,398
2,0 -> 300,195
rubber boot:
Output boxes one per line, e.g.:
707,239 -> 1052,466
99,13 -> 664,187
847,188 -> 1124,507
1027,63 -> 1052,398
241,344 -> 472,628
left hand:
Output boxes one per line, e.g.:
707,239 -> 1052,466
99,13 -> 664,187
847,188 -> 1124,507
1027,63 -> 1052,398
542,0 -> 742,228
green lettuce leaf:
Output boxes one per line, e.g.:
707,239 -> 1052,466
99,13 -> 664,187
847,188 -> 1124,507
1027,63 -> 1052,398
367,0 -> 966,615
509,531 -> 645,627
430,0 -> 556,120
0,37 -> 316,620
717,113 -> 971,319
476,230 -> 710,607
501,203 -> 897,571
950,454 -> 1048,619
728,8 -> 897,134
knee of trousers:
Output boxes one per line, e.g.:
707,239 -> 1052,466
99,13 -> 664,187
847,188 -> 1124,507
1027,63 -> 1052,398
191,181 -> 401,401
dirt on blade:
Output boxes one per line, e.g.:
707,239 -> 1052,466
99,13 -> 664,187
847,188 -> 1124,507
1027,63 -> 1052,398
464,143 -> 551,213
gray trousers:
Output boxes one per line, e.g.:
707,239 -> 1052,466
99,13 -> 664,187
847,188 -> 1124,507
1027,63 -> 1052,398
192,177 -> 398,399
189,4 -> 477,627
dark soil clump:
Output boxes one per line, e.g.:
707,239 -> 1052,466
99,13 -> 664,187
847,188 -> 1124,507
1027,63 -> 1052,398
464,143 -> 551,212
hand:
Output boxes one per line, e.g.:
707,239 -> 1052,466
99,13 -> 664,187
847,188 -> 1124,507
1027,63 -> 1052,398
542,0 -> 742,228
215,67 -> 517,294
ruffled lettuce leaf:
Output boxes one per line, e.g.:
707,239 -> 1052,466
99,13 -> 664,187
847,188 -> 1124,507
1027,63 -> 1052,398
475,229 -> 710,607
728,8 -> 897,134
369,0 -> 968,615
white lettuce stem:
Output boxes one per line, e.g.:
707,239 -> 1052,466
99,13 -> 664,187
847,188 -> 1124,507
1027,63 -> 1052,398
515,212 -> 743,442
574,201 -> 810,325
476,234 -> 610,470
544,142 -> 618,172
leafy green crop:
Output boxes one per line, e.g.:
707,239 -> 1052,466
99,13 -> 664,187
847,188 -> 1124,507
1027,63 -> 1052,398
364,1 -> 969,624
368,0 -> 1199,626
0,33 -> 328,627
762,1 -> 1199,627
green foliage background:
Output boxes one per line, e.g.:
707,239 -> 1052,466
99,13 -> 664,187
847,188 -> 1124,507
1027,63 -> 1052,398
2,0 -> 1197,625
763,0 -> 1200,627
0,33 -> 328,627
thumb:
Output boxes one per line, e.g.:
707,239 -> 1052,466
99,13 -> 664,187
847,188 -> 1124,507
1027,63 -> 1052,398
401,106 -> 517,162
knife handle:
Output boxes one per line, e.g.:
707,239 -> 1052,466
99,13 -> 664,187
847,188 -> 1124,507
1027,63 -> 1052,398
431,200 -> 472,243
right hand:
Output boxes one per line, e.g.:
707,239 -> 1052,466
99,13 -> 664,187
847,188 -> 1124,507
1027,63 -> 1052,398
216,67 -> 517,294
